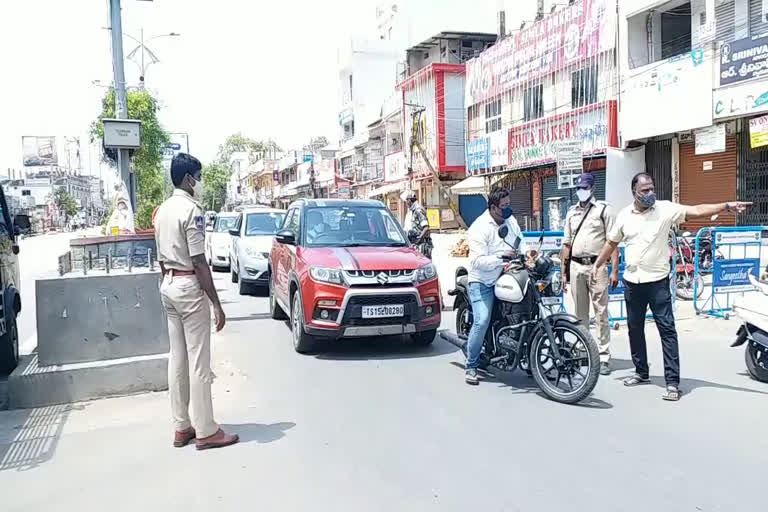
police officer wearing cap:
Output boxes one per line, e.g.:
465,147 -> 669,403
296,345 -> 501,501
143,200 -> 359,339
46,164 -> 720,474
155,153 -> 239,451
560,172 -> 619,376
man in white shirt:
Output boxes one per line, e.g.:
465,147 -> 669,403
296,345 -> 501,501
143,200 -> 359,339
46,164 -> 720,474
464,187 -> 527,385
593,172 -> 750,401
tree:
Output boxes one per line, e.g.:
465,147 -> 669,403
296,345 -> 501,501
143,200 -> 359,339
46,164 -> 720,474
53,187 -> 79,225
90,88 -> 170,230
216,133 -> 281,165
201,162 -> 229,212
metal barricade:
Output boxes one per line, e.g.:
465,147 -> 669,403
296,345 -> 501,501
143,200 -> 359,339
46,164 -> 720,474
522,231 -> 565,312
693,226 -> 766,319
607,235 -> 678,328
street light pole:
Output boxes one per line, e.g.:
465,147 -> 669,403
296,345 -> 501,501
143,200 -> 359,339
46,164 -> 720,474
108,0 -> 135,210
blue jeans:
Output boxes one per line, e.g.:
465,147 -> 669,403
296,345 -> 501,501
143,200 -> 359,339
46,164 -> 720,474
466,282 -> 495,370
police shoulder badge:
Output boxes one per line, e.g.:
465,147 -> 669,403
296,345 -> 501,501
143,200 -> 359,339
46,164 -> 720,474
194,215 -> 204,231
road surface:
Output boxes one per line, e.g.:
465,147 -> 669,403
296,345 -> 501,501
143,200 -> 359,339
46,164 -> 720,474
0,268 -> 766,511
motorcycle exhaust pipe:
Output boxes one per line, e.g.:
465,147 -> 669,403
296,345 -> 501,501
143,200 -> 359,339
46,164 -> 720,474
440,331 -> 467,350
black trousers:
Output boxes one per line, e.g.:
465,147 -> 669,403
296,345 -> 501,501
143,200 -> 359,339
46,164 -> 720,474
624,277 -> 680,386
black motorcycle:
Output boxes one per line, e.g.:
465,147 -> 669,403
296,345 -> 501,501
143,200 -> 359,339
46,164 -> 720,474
441,227 -> 601,404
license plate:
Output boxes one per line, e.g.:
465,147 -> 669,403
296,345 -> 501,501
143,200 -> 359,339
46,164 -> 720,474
541,296 -> 561,306
361,304 -> 404,318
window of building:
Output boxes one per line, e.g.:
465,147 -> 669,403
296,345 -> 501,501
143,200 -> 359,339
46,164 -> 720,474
661,2 -> 692,59
523,84 -> 543,121
749,0 -> 768,38
571,65 -> 598,108
484,98 -> 501,133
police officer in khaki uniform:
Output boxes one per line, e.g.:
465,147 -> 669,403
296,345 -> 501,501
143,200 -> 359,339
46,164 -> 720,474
155,153 -> 239,451
561,173 -> 619,376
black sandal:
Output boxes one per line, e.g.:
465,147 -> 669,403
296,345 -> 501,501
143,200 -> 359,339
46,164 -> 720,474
662,386 -> 682,401
623,374 -> 651,386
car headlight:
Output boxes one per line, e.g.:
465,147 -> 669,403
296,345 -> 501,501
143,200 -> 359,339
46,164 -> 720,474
244,246 -> 265,258
549,270 -> 562,295
309,266 -> 345,285
413,263 -> 437,283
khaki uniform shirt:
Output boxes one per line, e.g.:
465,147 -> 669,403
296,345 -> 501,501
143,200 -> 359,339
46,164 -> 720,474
608,200 -> 687,284
563,199 -> 615,257
154,189 -> 206,271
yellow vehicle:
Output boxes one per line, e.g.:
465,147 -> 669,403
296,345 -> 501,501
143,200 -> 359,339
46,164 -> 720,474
0,184 -> 21,374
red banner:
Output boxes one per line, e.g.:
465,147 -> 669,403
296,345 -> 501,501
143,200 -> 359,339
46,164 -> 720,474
466,0 -> 611,105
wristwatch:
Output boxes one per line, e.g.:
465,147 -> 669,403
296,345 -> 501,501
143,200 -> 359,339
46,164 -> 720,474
725,202 -> 731,212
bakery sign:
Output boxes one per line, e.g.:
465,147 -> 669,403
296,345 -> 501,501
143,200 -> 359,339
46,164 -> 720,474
507,101 -> 616,170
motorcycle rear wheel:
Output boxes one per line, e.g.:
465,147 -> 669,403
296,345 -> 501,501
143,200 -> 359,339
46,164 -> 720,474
530,322 -> 600,404
745,343 -> 768,383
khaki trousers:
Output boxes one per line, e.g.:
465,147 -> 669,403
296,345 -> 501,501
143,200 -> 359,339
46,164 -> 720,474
160,274 -> 219,438
570,260 -> 610,363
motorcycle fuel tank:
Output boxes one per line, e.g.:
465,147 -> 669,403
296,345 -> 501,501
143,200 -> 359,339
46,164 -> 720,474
495,272 -> 528,303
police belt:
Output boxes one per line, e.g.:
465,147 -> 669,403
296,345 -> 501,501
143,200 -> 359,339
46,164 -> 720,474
570,255 -> 598,266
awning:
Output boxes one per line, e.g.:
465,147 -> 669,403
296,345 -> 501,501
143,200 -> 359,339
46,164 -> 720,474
367,180 -> 406,198
450,176 -> 486,196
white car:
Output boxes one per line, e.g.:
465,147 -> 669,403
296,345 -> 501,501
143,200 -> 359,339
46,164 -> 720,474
229,207 -> 286,294
205,212 -> 239,270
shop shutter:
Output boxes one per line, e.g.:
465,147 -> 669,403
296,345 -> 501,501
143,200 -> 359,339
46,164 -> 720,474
679,136 -> 738,233
737,131 -> 768,227
645,139 -> 674,201
497,170 -> 534,230
541,169 -> 606,231
715,0 -> 736,44
749,0 -> 768,38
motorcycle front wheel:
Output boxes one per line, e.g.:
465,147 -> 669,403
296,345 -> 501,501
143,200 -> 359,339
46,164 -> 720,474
745,342 -> 768,383
530,322 -> 600,404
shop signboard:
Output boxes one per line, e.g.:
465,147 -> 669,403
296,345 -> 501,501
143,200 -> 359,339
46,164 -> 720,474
719,34 -> 768,86
466,137 -> 490,173
384,151 -> 408,183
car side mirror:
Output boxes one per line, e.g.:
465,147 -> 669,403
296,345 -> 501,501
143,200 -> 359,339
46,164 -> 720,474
228,229 -> 240,237
12,244 -> 19,255
275,229 -> 296,245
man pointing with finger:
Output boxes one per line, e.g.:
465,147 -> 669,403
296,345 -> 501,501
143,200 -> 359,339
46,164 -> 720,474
592,172 -> 751,401
155,153 -> 239,450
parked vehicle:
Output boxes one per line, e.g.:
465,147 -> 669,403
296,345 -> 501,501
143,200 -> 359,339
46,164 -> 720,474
731,273 -> 768,383
269,199 -> 441,353
229,207 -> 286,294
0,184 -> 22,375
205,211 -> 239,271
441,227 -> 600,404
672,230 -> 704,300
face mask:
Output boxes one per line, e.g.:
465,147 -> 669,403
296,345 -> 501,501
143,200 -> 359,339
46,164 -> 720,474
576,189 -> 592,202
636,191 -> 656,209
190,176 -> 203,198
500,206 -> 514,219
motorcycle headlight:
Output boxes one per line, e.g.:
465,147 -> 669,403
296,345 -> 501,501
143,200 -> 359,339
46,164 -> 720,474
244,246 -> 265,258
549,270 -> 562,295
413,263 -> 437,283
309,266 -> 345,285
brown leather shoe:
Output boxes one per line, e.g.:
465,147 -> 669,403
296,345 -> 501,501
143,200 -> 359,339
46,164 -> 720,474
195,429 -> 239,451
173,428 -> 196,448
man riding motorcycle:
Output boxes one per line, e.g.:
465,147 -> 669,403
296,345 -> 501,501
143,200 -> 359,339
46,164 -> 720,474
464,187 -> 528,385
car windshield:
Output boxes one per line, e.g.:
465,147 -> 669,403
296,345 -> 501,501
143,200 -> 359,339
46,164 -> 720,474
245,212 -> 285,236
214,216 -> 238,233
304,206 -> 407,247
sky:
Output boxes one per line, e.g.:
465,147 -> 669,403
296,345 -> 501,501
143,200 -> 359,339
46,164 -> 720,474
0,0 -> 526,188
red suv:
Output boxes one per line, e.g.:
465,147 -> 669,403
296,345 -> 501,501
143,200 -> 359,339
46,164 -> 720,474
268,199 -> 441,353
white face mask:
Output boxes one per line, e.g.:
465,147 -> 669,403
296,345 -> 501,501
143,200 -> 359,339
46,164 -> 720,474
190,176 -> 203,198
576,189 -> 592,203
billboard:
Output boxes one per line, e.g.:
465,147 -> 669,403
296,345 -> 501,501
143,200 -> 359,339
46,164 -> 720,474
22,136 -> 58,166
465,0 -> 615,106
